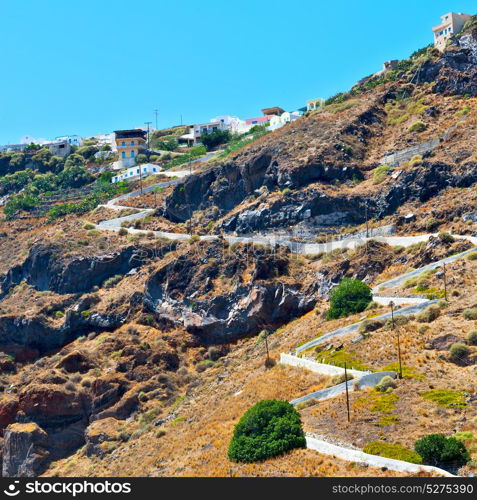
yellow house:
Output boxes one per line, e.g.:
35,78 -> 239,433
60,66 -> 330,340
114,129 -> 147,167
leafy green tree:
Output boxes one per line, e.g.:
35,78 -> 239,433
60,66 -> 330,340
4,193 -> 40,219
0,169 -> 35,195
414,434 -> 469,468
200,129 -> 231,151
58,165 -> 93,189
64,153 -> 85,168
327,278 -> 372,319
76,145 -> 99,160
31,147 -> 53,167
228,400 -> 306,463
136,154 -> 148,164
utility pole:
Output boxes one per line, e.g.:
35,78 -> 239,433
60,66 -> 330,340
344,362 -> 351,423
144,121 -> 152,149
264,330 -> 270,365
442,261 -> 448,301
390,301 -> 403,379
365,200 -> 369,239
154,109 -> 159,131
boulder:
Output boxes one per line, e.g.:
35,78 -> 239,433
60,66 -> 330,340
2,423 -> 49,477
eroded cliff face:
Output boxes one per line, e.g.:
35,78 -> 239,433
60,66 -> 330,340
144,240 -> 316,341
161,100 -> 383,224
416,27 -> 477,96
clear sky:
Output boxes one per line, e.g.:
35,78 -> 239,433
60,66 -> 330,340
1,0 -> 475,144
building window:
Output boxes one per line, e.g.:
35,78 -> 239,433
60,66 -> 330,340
153,167 -> 156,172
122,151 -> 126,158
131,150 -> 135,158
136,169 -> 140,174
121,141 -> 126,146
130,172 -> 133,176
130,140 -> 135,145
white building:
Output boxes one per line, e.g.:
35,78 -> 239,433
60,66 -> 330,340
179,121 -> 228,145
92,133 -> 116,151
111,163 -> 162,183
210,115 -> 251,134
268,111 -> 301,131
432,12 -> 472,51
55,135 -> 82,147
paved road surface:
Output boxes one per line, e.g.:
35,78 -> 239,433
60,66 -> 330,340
305,436 -> 454,476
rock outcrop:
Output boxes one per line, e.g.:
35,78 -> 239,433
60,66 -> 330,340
0,244 -> 162,298
2,423 -> 49,477
145,240 -> 316,342
416,26 -> 477,96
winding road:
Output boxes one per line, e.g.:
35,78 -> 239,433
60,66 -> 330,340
95,162 -> 476,476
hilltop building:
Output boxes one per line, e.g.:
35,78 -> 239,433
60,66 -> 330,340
268,111 -> 301,131
306,98 -> 324,112
261,106 -> 285,116
179,121 -> 227,146
47,141 -> 71,157
114,129 -> 147,167
55,135 -> 82,147
433,12 -> 471,51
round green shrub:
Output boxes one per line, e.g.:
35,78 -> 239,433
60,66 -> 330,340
416,304 -> 440,323
375,375 -> 397,392
449,343 -> 470,363
414,433 -> 470,468
228,400 -> 306,463
327,278 -> 372,320
463,308 -> 477,320
467,330 -> 477,346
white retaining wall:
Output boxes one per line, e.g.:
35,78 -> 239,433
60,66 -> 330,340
280,353 -> 368,378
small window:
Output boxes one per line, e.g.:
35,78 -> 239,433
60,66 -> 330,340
121,141 -> 126,146
143,168 -> 147,172
122,151 -> 126,158
153,167 -> 156,172
130,140 -> 135,145
131,150 -> 135,158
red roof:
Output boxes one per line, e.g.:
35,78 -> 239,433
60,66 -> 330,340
245,115 -> 273,125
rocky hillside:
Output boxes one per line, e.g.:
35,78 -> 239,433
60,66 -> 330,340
161,22 -> 477,235
0,17 -> 476,478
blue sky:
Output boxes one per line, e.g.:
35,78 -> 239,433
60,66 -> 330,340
0,0 -> 475,144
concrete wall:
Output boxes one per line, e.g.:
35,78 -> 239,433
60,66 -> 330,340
381,138 -> 441,167
280,353 -> 368,378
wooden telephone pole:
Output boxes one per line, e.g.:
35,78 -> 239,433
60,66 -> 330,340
390,301 -> 403,379
442,261 -> 448,301
344,362 -> 351,423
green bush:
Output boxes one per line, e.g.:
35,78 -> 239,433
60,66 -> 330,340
449,343 -> 470,363
465,252 -> 477,261
408,121 -> 427,133
438,232 -> 455,244
373,165 -> 392,184
375,375 -> 397,392
416,304 -> 440,323
327,278 -> 372,320
467,330 -> 477,346
364,441 -> 422,464
103,275 -> 123,289
414,434 -> 470,468
463,308 -> 477,320
228,400 -> 306,463
200,129 -> 231,151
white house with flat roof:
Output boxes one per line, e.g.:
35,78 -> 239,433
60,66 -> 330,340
433,12 -> 472,51
55,135 -> 82,147
268,111 -> 301,131
112,163 -> 162,183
